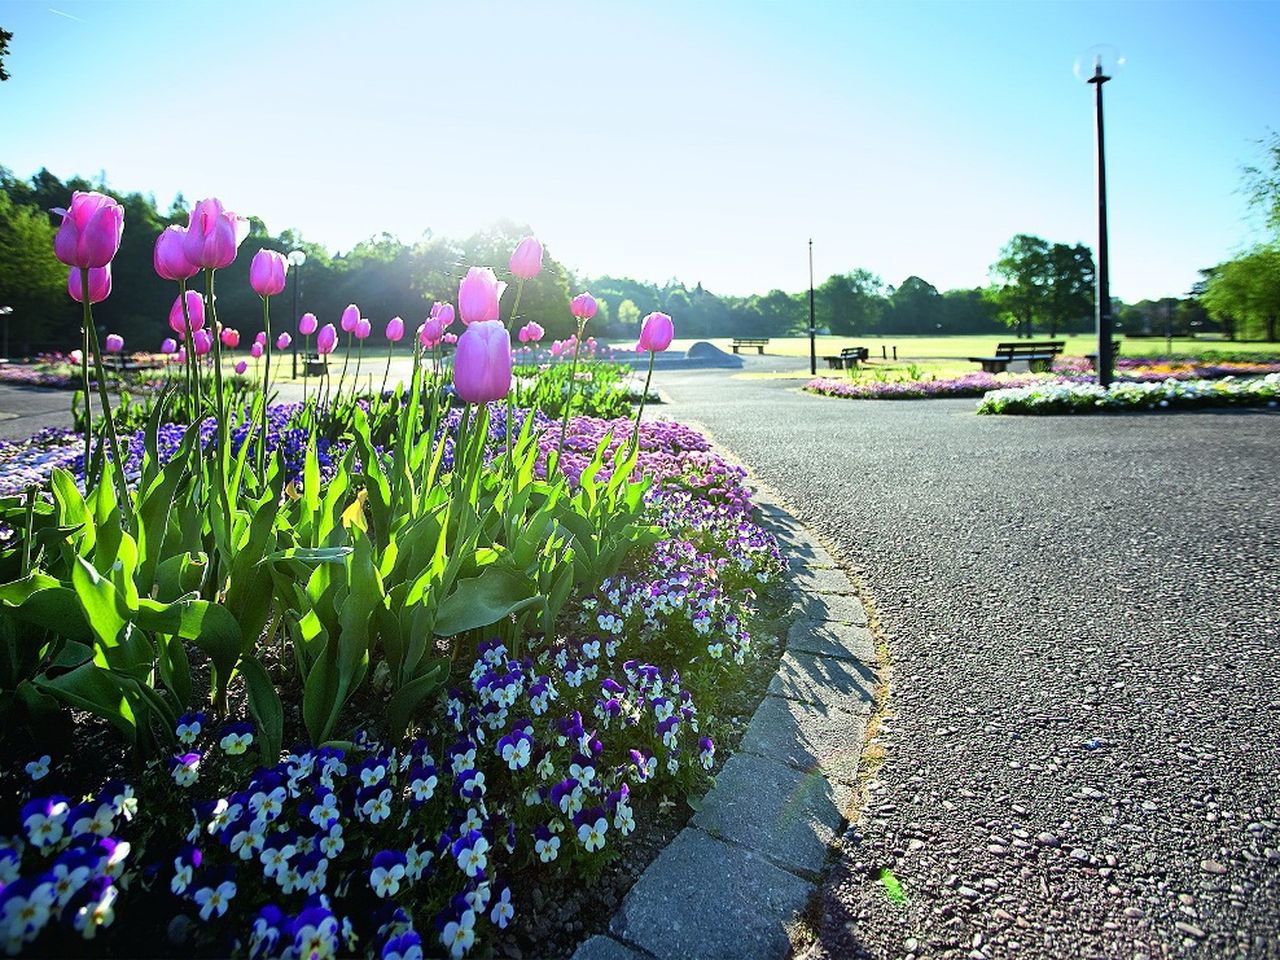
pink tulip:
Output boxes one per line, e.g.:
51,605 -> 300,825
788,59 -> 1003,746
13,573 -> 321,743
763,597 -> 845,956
53,191 -> 124,269
354,318 -> 371,340
432,302 -> 456,328
255,331 -> 267,345
169,291 -> 205,333
341,304 -> 360,333
509,236 -> 543,280
419,315 -> 445,348
250,341 -> 264,359
386,317 -> 404,342
104,333 -> 124,353
316,323 -> 338,355
250,249 -> 288,297
154,225 -> 199,280
637,311 -> 674,352
299,312 -> 318,335
176,347 -> 186,363
276,332 -> 292,350
570,292 -> 597,321
183,198 -> 248,270
69,349 -> 83,364
67,265 -> 112,304
453,320 -> 512,403
443,332 -> 458,345
518,321 -> 545,343
234,360 -> 248,375
457,268 -> 505,324
221,328 -> 240,348
551,340 -> 563,357
193,329 -> 213,356
160,337 -> 178,354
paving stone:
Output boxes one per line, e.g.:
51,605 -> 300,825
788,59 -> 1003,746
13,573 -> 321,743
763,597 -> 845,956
692,751 -> 854,877
787,618 -> 874,662
768,650 -> 877,715
610,827 -> 814,960
791,591 -> 869,627
740,693 -> 866,784
790,564 -> 857,595
573,935 -> 653,960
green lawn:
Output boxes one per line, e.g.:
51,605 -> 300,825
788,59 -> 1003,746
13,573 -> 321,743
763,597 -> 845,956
656,334 -> 1280,361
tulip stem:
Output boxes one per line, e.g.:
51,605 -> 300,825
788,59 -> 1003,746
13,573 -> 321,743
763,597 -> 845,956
178,279 -> 200,414
504,278 -> 525,467
631,349 -> 656,453
79,276 -> 92,475
354,337 -> 364,396
259,295 -> 271,476
380,342 -> 394,397
81,271 -> 134,530
554,322 -> 586,474
336,332 -> 353,404
302,334 -> 310,408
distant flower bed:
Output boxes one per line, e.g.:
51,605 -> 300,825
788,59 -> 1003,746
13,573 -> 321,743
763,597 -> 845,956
0,353 -> 170,391
977,374 -> 1280,415
1053,354 -> 1280,379
805,372 -> 1047,400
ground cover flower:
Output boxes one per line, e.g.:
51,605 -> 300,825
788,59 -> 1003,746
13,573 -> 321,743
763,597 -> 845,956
977,372 -> 1280,415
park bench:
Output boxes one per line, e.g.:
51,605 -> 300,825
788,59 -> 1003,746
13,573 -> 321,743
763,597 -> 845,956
731,337 -> 769,354
823,346 -> 870,370
302,353 -> 328,376
968,340 -> 1065,374
1085,340 -> 1122,370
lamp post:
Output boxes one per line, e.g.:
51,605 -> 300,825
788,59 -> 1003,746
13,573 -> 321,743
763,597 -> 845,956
808,239 -> 816,376
1076,45 -> 1123,388
0,307 -> 11,361
287,250 -> 307,378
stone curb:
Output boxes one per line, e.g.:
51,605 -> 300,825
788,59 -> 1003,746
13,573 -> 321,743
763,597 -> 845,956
574,490 -> 878,960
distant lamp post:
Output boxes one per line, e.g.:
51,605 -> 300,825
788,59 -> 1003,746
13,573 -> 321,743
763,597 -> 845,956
1075,44 -> 1124,387
287,249 -> 307,378
808,239 -> 816,376
0,306 -> 11,361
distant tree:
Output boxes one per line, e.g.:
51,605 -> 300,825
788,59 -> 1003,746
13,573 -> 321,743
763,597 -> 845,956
817,269 -> 885,335
885,276 -> 943,334
0,28 -> 11,82
0,191 -> 71,353
989,234 -> 1051,338
1242,130 -> 1280,240
940,288 -> 1003,334
1201,247 -> 1280,341
615,298 -> 641,338
1042,243 -> 1095,336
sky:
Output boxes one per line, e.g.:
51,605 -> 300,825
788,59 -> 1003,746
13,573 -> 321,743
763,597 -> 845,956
1,0 -> 1277,302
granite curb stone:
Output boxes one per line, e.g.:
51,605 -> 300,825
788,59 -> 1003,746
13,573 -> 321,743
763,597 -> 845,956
768,650 -> 878,715
791,592 -> 870,627
607,827 -> 815,960
739,694 -> 866,785
789,565 -> 858,595
786,618 -> 875,662
572,935 -> 653,960
691,751 -> 854,878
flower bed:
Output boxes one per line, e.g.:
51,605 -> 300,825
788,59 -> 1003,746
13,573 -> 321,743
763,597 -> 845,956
804,371 -> 1047,400
976,373 -> 1280,415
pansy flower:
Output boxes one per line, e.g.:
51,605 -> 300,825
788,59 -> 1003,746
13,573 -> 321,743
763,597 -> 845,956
440,908 -> 476,959
370,850 -> 408,899
292,906 -> 340,960
175,712 -> 205,744
576,808 -> 609,852
451,832 -> 489,879
490,886 -> 514,929
219,721 -> 255,755
68,876 -> 116,940
383,930 -> 424,960
22,796 -> 69,848
170,752 -> 201,788
533,826 -> 560,863
24,755 -> 51,781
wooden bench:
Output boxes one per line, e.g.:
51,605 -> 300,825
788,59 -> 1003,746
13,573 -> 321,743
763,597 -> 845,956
968,340 -> 1065,374
731,337 -> 769,354
301,352 -> 327,376
823,346 -> 870,370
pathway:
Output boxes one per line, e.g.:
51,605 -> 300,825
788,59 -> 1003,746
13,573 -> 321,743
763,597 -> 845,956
652,360 -> 1280,958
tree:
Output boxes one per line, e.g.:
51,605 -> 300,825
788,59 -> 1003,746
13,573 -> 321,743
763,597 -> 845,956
1201,247 -> 1280,341
615,299 -> 641,338
885,276 -> 943,334
816,269 -> 884,335
1242,130 -> 1280,240
989,234 -> 1051,338
0,191 -> 71,353
1043,243 -> 1095,336
0,28 -> 12,82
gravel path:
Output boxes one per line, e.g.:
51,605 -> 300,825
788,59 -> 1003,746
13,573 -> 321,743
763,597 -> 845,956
656,361 -> 1280,959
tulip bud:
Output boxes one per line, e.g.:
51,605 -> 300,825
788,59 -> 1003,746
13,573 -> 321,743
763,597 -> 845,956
255,331 -> 267,345
317,323 -> 338,355
637,312 -> 674,352
458,268 -> 505,324
161,337 -> 178,354
104,334 -> 125,353
299,312 -> 318,336
250,342 -> 263,359
419,315 -> 445,348
67,265 -> 112,304
509,236 -> 543,280
234,360 -> 248,375
154,225 -> 199,280
183,198 -> 249,270
354,318 -> 371,340
169,291 -> 205,333
276,332 -> 292,350
570,293 -> 597,321
193,329 -> 213,356
221,328 -> 240,349
432,302 -> 456,328
250,249 -> 288,297
341,304 -> 360,333
443,332 -> 458,344
176,347 -> 186,363
453,320 -> 513,403
386,317 -> 404,342
53,192 -> 125,269
518,321 -> 544,344
69,349 -> 83,364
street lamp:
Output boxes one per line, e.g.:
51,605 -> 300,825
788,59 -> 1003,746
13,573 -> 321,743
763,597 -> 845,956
808,239 -> 816,376
0,306 -> 12,361
287,249 -> 307,378
1075,44 -> 1124,387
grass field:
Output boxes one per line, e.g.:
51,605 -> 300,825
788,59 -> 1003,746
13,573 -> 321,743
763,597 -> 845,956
660,334 -> 1280,361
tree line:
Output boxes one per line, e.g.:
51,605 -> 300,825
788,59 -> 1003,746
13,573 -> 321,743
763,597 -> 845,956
1,162 -> 1267,356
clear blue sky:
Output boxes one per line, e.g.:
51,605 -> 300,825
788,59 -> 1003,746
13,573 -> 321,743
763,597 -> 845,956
1,0 -> 1276,301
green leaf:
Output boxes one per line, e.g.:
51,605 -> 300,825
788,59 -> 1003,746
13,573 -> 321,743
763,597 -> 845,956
34,663 -> 136,743
71,557 -> 128,650
135,597 -> 242,706
387,659 -> 448,738
0,576 -> 92,642
879,868 -> 907,905
240,656 -> 284,763
434,564 -> 540,636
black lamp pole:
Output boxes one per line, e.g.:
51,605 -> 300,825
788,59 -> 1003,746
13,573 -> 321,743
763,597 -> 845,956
808,239 -> 816,376
1089,61 -> 1113,387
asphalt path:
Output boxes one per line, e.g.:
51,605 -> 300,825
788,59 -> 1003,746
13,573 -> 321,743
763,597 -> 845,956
654,359 -> 1280,959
